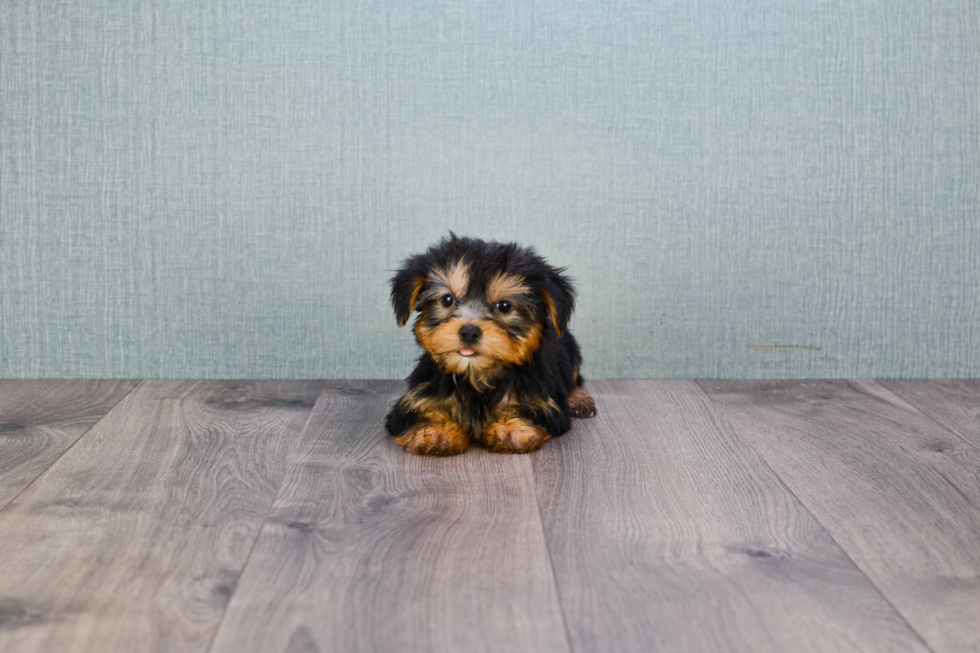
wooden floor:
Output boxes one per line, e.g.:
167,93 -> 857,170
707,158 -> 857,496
0,380 -> 978,653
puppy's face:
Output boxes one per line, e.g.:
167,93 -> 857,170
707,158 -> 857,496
390,235 -> 574,382
412,259 -> 542,378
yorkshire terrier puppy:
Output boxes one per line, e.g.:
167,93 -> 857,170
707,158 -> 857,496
385,233 -> 596,455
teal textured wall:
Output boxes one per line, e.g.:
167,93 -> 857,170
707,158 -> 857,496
1,1 -> 978,379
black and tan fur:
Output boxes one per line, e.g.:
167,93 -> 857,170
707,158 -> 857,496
385,233 -> 596,455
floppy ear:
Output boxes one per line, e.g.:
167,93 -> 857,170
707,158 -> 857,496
540,267 -> 575,338
390,255 -> 428,326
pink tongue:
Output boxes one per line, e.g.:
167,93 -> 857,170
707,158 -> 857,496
460,348 -> 475,356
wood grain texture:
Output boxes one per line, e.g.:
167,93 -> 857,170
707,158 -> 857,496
880,380 -> 980,451
0,380 -> 322,653
0,379 -> 139,508
700,380 -> 980,653
209,381 -> 570,653
532,381 -> 927,653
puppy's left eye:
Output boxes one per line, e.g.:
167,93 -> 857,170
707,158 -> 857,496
495,300 -> 513,314
441,294 -> 455,308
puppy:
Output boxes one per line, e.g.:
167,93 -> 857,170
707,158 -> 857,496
385,233 -> 596,455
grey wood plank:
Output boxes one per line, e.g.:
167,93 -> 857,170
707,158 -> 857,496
0,379 -> 139,508
0,380 -> 322,653
209,381 -> 570,653
532,380 -> 928,653
880,380 -> 980,451
699,379 -> 980,653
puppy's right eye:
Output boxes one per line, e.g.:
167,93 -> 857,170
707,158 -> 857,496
440,294 -> 455,308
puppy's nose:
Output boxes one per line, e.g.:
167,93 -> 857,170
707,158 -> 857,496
458,324 -> 482,344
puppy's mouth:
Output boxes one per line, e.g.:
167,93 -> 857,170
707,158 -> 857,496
458,348 -> 477,357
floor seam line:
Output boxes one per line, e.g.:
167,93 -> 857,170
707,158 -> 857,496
693,380 -> 940,653
528,452 -> 578,653
0,379 -> 145,515
203,379 -> 327,653
872,379 -> 980,456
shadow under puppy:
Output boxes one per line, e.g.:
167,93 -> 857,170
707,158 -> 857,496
385,234 -> 596,455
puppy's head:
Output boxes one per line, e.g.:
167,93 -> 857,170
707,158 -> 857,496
390,233 -> 574,382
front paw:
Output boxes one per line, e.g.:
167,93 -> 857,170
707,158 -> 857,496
395,421 -> 469,456
482,418 -> 550,454
568,385 -> 597,418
